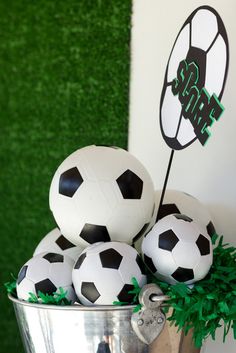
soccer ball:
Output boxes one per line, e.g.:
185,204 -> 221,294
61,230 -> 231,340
49,145 -> 155,247
33,228 -> 85,262
160,6 -> 229,149
72,242 -> 147,305
16,252 -> 76,302
133,189 -> 215,253
142,214 -> 213,285
154,190 -> 216,238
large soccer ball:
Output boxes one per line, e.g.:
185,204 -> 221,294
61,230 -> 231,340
160,6 -> 229,149
33,228 -> 85,262
154,189 -> 216,238
16,252 -> 76,302
142,214 -> 213,285
49,145 -> 155,247
72,242 -> 147,305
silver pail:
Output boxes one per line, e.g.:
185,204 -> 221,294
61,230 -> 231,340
9,295 -> 154,353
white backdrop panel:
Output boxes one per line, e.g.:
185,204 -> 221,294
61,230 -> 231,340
128,1 -> 236,351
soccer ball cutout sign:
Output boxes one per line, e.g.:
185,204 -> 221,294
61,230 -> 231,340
142,214 -> 213,285
33,228 -> 85,262
160,6 -> 229,150
16,252 -> 76,302
72,242 -> 147,305
49,146 -> 155,247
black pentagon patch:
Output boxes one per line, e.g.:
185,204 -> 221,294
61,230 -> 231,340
132,223 -> 150,243
143,254 -> 157,274
186,47 -> 207,89
59,167 -> 83,197
136,255 -> 146,275
174,214 -> 193,222
79,223 -> 111,244
172,267 -> 194,282
117,284 -> 135,303
196,234 -> 210,255
43,253 -> 64,263
35,278 -> 57,295
99,249 -> 122,269
159,230 -> 179,251
74,253 -> 87,269
206,221 -> 215,238
17,265 -> 28,285
156,203 -> 180,222
81,282 -> 100,303
116,169 -> 143,199
56,235 -> 76,250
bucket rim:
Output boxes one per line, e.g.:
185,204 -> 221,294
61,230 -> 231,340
8,294 -> 136,312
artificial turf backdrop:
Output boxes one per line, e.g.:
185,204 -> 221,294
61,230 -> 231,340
0,1 -> 131,351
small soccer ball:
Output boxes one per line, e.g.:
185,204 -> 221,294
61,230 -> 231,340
49,145 -> 155,246
72,242 -> 147,305
33,228 -> 85,262
142,214 -> 213,285
16,252 -> 76,302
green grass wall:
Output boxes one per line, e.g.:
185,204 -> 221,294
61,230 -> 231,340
0,1 -> 131,351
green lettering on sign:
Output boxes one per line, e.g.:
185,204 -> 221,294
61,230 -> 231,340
172,60 -> 225,146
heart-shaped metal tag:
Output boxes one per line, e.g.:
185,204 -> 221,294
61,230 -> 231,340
131,284 -> 167,345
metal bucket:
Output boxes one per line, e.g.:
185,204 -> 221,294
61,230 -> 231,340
9,295 -> 154,353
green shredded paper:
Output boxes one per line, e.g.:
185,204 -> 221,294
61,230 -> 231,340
27,287 -> 72,305
113,277 -> 142,312
5,282 -> 72,306
4,274 -> 17,297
